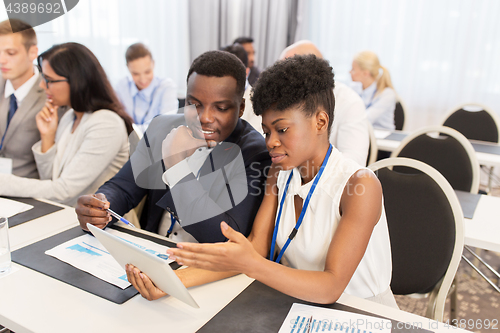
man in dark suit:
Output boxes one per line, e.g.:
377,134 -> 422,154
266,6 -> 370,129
233,37 -> 261,86
0,19 -> 46,178
76,50 -> 271,244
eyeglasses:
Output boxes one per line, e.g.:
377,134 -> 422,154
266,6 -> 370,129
41,72 -> 68,87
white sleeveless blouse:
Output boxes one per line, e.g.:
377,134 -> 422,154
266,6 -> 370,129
275,146 -> 392,299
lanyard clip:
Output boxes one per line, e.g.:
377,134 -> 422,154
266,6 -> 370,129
288,228 -> 298,241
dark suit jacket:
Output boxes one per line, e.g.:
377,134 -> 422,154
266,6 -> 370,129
98,114 -> 271,243
0,76 -> 46,178
248,66 -> 261,87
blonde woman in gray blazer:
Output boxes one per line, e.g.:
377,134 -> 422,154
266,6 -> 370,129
0,43 -> 133,207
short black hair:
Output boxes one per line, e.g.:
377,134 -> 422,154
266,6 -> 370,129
187,50 -> 246,98
220,43 -> 248,67
233,36 -> 254,45
251,54 -> 335,134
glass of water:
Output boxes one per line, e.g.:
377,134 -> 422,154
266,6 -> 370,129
0,217 -> 11,275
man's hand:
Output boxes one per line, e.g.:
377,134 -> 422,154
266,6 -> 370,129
162,125 -> 216,168
76,193 -> 111,231
126,264 -> 167,301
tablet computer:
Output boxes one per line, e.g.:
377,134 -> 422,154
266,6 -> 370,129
87,223 -> 199,308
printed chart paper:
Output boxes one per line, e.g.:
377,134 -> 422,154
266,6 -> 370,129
0,197 -> 33,218
45,228 -> 173,289
279,303 -> 392,333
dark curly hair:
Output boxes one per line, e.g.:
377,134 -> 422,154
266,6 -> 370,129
187,50 -> 246,99
251,54 -> 335,134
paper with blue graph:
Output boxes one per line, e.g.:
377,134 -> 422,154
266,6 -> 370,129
45,229 -> 173,289
279,303 -> 392,333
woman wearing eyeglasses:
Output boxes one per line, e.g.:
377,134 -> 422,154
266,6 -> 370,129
0,42 -> 133,207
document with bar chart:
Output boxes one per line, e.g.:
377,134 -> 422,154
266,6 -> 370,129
279,303 -> 392,333
45,228 -> 173,289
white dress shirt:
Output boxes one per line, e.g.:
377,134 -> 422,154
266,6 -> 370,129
329,82 -> 369,166
241,87 -> 258,130
114,76 -> 178,133
359,81 -> 396,131
241,82 -> 369,166
158,146 -> 214,242
274,146 -> 392,299
4,65 -> 40,104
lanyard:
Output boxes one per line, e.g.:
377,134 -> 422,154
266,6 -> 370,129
132,84 -> 159,125
365,88 -> 378,109
166,214 -> 176,237
269,144 -> 333,263
166,157 -> 207,237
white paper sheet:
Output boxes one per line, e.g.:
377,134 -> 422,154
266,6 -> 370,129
373,130 -> 392,140
45,228 -> 173,289
278,303 -> 392,333
0,197 -> 34,218
0,157 -> 12,174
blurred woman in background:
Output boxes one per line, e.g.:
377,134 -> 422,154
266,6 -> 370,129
0,42 -> 132,206
350,51 -> 396,130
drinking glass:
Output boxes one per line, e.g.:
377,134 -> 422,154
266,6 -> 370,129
0,217 -> 11,275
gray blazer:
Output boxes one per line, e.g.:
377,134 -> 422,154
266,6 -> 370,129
0,76 -> 46,178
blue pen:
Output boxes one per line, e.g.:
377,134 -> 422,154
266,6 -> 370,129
106,208 -> 136,228
93,195 -> 136,229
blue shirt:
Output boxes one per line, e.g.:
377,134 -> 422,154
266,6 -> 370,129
115,76 -> 179,133
359,81 -> 396,131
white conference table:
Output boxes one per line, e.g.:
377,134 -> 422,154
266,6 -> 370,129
1,200 -> 471,333
463,194 -> 500,253
375,129 -> 500,168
